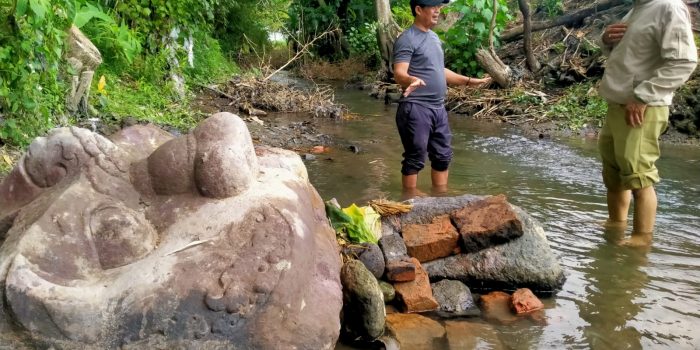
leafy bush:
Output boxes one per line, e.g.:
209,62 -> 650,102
0,0 -> 72,146
347,22 -> 379,56
547,82 -> 607,130
441,0 -> 512,76
537,0 -> 563,18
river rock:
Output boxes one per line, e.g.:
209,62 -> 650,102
444,321 -> 504,350
385,313 -> 445,350
340,260 -> 386,340
391,196 -> 565,294
431,280 -> 481,318
379,281 -> 396,303
0,113 -> 342,349
357,243 -> 385,279
479,291 -> 517,324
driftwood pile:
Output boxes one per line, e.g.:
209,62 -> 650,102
203,77 -> 346,119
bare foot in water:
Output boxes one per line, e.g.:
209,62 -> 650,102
621,232 -> 653,250
401,187 -> 427,200
602,219 -> 627,244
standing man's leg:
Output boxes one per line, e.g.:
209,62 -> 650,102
599,104 -> 630,242
396,102 -> 430,196
428,106 -> 452,195
599,104 -> 668,246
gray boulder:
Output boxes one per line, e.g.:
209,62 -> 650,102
385,195 -> 565,294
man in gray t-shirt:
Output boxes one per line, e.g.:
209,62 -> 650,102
393,0 -> 491,198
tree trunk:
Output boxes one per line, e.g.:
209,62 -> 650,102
518,0 -> 540,72
375,0 -> 402,79
476,0 -> 512,87
502,0 -> 627,42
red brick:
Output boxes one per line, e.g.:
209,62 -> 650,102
451,195 -> 523,253
402,215 -> 460,263
393,258 -> 439,313
511,288 -> 544,314
385,257 -> 416,282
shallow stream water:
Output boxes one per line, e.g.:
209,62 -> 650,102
308,88 -> 700,349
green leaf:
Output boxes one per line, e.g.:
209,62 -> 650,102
481,8 -> 493,21
29,0 -> 47,23
15,0 -> 28,17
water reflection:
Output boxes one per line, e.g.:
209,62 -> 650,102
579,225 -> 649,350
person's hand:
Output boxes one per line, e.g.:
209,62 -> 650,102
625,100 -> 647,128
467,74 -> 492,87
603,23 -> 627,46
403,78 -> 426,97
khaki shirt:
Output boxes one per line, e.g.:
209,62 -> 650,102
599,0 -> 698,106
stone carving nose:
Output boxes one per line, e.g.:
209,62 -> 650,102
147,112 -> 259,198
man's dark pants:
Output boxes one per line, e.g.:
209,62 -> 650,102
395,101 -> 453,175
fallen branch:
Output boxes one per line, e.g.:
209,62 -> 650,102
196,83 -> 236,100
263,28 -> 336,82
502,0 -> 628,42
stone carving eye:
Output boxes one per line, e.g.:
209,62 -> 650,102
88,205 -> 157,269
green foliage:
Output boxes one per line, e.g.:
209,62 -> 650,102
390,0 -> 414,29
347,22 -> 379,56
511,89 -> 543,105
0,0 -> 282,147
287,0 -> 376,59
0,0 -> 72,146
442,0 -> 512,76
184,33 -> 240,84
547,82 -> 607,131
325,201 -> 378,244
536,0 -> 563,18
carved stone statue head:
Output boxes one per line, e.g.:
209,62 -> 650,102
0,113 -> 342,349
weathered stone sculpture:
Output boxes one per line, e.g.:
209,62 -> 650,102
0,113 -> 342,349
65,25 -> 102,115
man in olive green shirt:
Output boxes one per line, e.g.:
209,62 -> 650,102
598,0 -> 697,246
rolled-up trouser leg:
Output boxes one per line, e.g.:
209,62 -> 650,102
427,106 -> 452,171
598,103 -> 668,190
396,102 -> 430,175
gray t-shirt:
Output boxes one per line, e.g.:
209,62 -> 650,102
393,25 -> 447,108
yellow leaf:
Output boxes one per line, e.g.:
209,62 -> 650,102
97,75 -> 106,94
2,154 -> 12,166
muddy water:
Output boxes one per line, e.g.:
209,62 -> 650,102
311,88 -> 700,349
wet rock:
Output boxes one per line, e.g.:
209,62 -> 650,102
0,113 -> 342,349
302,153 -> 316,160
393,258 -> 439,313
431,280 -> 481,318
385,257 -> 416,282
511,288 -> 544,314
379,281 -> 396,303
385,313 -> 445,350
415,197 -> 565,294
379,233 -> 408,261
479,291 -> 517,324
340,260 -> 386,340
450,194 -> 524,253
357,243 -> 385,279
444,321 -> 504,350
402,215 -> 460,263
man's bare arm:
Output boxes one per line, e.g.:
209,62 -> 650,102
394,62 -> 425,97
